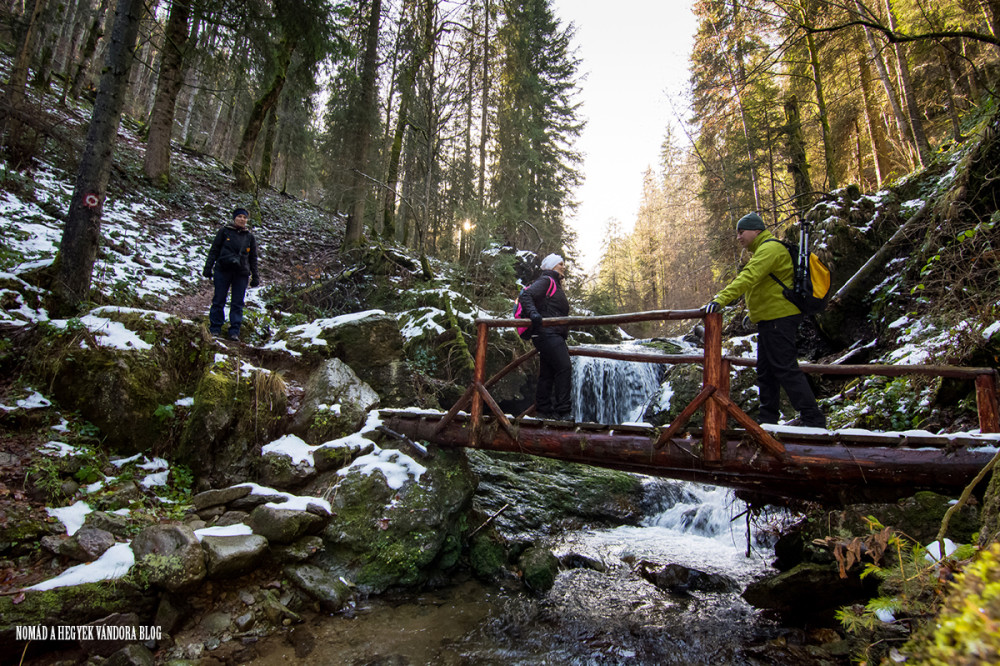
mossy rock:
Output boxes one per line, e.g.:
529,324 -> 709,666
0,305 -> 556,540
820,491 -> 978,546
316,448 -> 476,593
289,358 -> 380,445
0,503 -> 63,555
469,530 -> 507,580
518,546 -> 559,593
176,360 -> 288,487
0,581 -> 156,656
466,450 -> 645,537
742,561 -> 878,612
28,311 -> 209,454
275,312 -> 415,407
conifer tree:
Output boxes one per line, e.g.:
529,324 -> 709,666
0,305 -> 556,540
490,0 -> 583,251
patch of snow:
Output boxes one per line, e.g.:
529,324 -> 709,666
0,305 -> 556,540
39,441 -> 80,457
47,501 -> 93,536
194,524 -> 253,541
26,542 -> 135,591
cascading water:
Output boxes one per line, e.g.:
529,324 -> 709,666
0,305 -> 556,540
570,340 -> 676,423
253,338 -> 789,665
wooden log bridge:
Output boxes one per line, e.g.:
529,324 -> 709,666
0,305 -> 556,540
380,310 -> 1000,504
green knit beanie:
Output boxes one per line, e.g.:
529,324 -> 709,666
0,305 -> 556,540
736,212 -> 766,231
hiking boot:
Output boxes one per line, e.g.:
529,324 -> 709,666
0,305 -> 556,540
209,329 -> 222,338
226,332 -> 239,341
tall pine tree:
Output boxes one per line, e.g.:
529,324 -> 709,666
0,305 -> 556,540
490,0 -> 583,252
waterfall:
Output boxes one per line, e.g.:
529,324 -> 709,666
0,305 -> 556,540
570,342 -> 667,424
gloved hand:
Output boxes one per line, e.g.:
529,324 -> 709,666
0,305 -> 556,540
250,276 -> 260,288
742,315 -> 753,330
530,313 -> 543,332
203,268 -> 212,279
702,301 -> 721,314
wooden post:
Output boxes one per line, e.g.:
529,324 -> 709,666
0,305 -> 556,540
976,372 -> 1000,433
702,312 -> 723,463
469,322 -> 489,446
719,357 -> 731,429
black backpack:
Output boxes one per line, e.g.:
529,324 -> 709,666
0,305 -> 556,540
765,228 -> 832,315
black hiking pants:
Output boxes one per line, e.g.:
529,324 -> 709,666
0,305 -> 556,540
532,332 -> 572,417
756,314 -> 825,427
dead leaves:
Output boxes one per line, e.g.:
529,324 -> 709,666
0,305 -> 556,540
815,527 -> 894,579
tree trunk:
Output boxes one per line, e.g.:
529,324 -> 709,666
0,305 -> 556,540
853,0 -> 915,169
259,106 -> 278,188
58,0 -> 93,105
883,0 -> 931,166
858,56 -> 889,188
784,95 -> 813,213
31,0 -> 68,91
7,0 -> 48,108
4,0 -> 48,163
796,0 -> 836,190
384,0 -> 432,242
477,0 -> 490,211
342,0 -> 382,249
980,0 -> 1000,43
68,0 -> 113,101
53,0 -> 144,314
941,47 -> 965,143
54,0 -> 88,78
232,36 -> 296,191
143,0 -> 192,187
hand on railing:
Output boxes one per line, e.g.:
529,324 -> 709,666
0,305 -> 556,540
702,301 -> 722,314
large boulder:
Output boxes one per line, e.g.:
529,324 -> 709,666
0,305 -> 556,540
645,335 -> 760,427
315,447 -> 476,593
176,357 -> 288,488
131,524 -> 206,592
275,311 -> 415,407
0,502 -> 62,556
518,546 -> 559,593
0,582 -> 156,659
466,450 -> 647,538
28,309 -> 209,454
201,534 -> 269,578
284,563 -> 352,611
290,358 -> 380,444
247,504 -> 326,544
742,562 -> 878,613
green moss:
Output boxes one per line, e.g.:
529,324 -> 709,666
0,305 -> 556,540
0,579 -> 154,633
469,532 -> 507,579
901,542 -> 1000,664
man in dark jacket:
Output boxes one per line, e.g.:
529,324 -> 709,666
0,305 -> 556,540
519,253 -> 572,420
703,212 -> 825,428
203,207 -> 260,340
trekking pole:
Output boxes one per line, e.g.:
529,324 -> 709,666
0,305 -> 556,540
797,219 -> 811,299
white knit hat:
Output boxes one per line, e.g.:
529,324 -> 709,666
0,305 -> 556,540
540,254 -> 563,271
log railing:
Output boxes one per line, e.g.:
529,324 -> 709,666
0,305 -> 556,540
442,309 -> 1000,465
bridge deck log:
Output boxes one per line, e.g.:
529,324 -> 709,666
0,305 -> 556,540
380,410 -> 999,505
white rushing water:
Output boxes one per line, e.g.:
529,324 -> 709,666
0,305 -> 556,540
567,340 -> 782,578
570,341 -> 669,423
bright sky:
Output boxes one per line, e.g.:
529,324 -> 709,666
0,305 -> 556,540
550,1 -> 698,273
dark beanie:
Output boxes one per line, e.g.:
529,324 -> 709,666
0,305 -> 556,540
232,207 -> 249,219
736,212 -> 765,231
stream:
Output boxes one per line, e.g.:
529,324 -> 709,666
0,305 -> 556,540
253,341 -> 797,664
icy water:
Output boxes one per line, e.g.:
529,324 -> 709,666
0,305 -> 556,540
252,482 -> 781,665
254,341 -> 783,664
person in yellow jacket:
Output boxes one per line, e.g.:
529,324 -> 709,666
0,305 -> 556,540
702,212 -> 825,428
